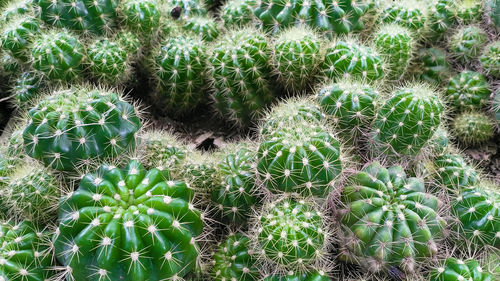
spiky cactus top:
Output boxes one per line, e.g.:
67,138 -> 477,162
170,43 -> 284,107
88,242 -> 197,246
373,24 -> 414,80
371,84 -> 444,157
54,160 -> 205,280
1,0 -> 33,22
253,0 -> 367,36
431,153 -> 479,193
182,16 -> 219,42
22,87 -> 141,171
208,28 -> 274,126
11,71 -> 43,108
320,39 -> 384,82
255,198 -> 327,270
87,38 -> 130,85
0,16 -> 40,62
480,41 -> 500,77
120,0 -> 162,34
430,257 -> 494,281
450,25 -> 487,62
221,0 -> 256,28
34,0 -> 119,34
338,162 -> 446,273
138,130 -> 189,174
426,0 -> 454,38
212,233 -> 259,281
446,71 -> 491,111
379,1 -> 427,34
452,112 -> 495,145
455,0 -> 483,24
264,271 -> 331,281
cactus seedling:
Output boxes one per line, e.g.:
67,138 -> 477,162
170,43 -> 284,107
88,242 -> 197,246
452,112 -> 495,145
480,41 -> 500,78
221,0 -> 256,28
87,38 -> 130,85
446,71 -> 491,111
449,25 -> 487,62
212,233 -> 259,281
0,16 -> 40,62
429,257 -> 494,281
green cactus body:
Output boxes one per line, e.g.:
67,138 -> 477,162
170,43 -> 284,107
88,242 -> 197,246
120,0 -> 162,34
452,186 -> 500,248
417,47 -> 451,85
212,233 -> 259,281
11,71 -> 43,108
480,41 -> 500,77
427,0 -> 455,37
380,2 -> 427,34
6,129 -> 25,158
446,71 -> 491,111
154,35 -> 206,116
432,153 -> 479,193
0,52 -> 20,76
166,0 -> 207,19
1,0 -> 33,22
0,221 -> 54,281
427,126 -> 450,155
0,16 -> 40,62
182,16 -> 219,42
221,0 -> 255,28
320,40 -> 384,82
452,112 -> 495,145
88,39 -> 129,85
212,146 -> 259,224
54,160 -> 204,280
257,198 -> 326,269
22,87 -> 141,171
257,126 -> 342,198
455,0 -> 482,24
31,30 -> 85,83
208,29 -> 274,126
34,0 -> 118,34
430,258 -> 494,281
138,131 -> 188,173
450,26 -> 487,62
316,80 -> 378,134
273,26 -> 321,93
373,24 -> 414,80
372,85 -> 443,156
489,0 -> 500,31
263,271 -> 331,281
253,0 -> 367,36
182,153 -> 217,197
115,30 -> 140,58
339,162 -> 446,273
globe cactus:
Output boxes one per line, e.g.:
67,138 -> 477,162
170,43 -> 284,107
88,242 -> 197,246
379,1 -> 427,34
115,30 -> 141,59
263,270 -> 331,281
446,71 -> 491,111
454,0 -> 483,24
87,38 -> 131,85
221,0 -> 256,28
429,257 -> 495,281
0,16 -> 40,62
480,41 -> 500,78
416,47 -> 452,85
182,16 -> 219,42
166,0 -> 207,19
426,0 -> 455,38
120,0 -> 162,34
1,0 -> 33,22
431,153 -> 479,193
449,25 -> 487,62
452,112 -> 495,145
137,130 -> 189,174
22,86 -> 142,171
182,151 -> 217,198
338,162 -> 446,273
11,71 -> 43,109
427,126 -> 450,156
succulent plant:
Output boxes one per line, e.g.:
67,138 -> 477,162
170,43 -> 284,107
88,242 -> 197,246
480,41 -> 500,78
35,0 -> 118,35
87,38 -> 130,85
54,160 -> 205,280
426,0 -> 455,38
115,30 -> 141,59
371,84 -> 444,157
263,270 -> 331,281
320,39 -> 384,82
120,0 -> 162,34
182,16 -> 219,42
429,257 -> 494,281
11,71 -> 43,108
1,0 -> 33,22
138,130 -> 189,174
338,162 -> 446,273
379,1 -> 427,34
455,0 -> 483,24
449,25 -> 487,62
0,52 -> 20,76
431,153 -> 479,193
182,151 -> 217,197
22,86 -> 141,172
373,24 -> 414,80
221,0 -> 256,28
212,233 -> 259,281
208,28 -> 274,126
446,71 -> 491,111
0,16 -> 40,62
427,126 -> 450,156
166,0 -> 207,19
452,111 -> 495,145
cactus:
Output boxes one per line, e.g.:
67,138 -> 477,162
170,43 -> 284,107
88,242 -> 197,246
182,151 -> 217,198
1,0 -> 33,22
416,48 -> 451,85
0,16 -> 40,62
449,25 -> 487,62
115,30 -> 141,59
371,84 -> 444,157
22,86 -> 142,172
373,24 -> 414,80
11,71 -> 43,108
120,0 -> 162,34
257,125 -> 342,198
263,270 -> 331,281
253,0 -> 368,37
221,0 -> 255,28
31,30 -> 86,83
6,128 -> 25,159
429,257 -> 494,281
316,79 -> 378,135
427,126 -> 450,156
34,0 -> 118,35
320,39 -> 384,82
0,220 -> 54,281
211,144 -> 260,224
480,41 -> 500,78
53,160 -> 205,280
212,233 -> 259,281
379,1 -> 427,34
446,71 -> 491,111
166,0 -> 207,19
431,153 -> 479,193
87,38 -> 131,85
182,16 -> 219,42
138,130 -> 189,174
452,111 -> 495,145
208,28 -> 274,126
455,0 -> 483,24
273,26 -> 321,93
0,52 -> 20,76
255,197 -> 328,270
426,0 -> 455,38
338,162 -> 446,273
488,0 -> 500,32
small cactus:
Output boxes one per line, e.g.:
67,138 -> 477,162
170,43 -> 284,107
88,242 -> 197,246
454,0 -> 483,24
429,257 -> 495,281
446,70 -> 491,111
427,126 -> 450,155
426,0 -> 455,38
416,47 -> 451,85
480,41 -> 500,78
138,130 -> 189,174
166,0 -> 207,19
449,25 -> 487,62
182,151 -> 217,198
87,38 -> 131,85
431,153 -> 479,193
0,16 -> 40,62
452,111 -> 495,145
182,16 -> 219,42
10,71 -> 43,109
0,52 -> 20,76
221,0 -> 255,28
120,0 -> 162,34
115,30 -> 141,59
1,0 -> 33,22
380,1 -> 427,35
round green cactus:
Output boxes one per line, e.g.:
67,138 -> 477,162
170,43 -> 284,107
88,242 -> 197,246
211,145 -> 260,224
1,0 -> 33,22
431,153 -> 479,193
480,41 -> 500,78
11,71 -> 43,108
54,160 -> 205,280
430,257 -> 494,281
372,84 -> 444,157
380,1 -> 427,34
0,52 -> 20,76
273,26 -> 321,93
153,35 -> 206,116
0,16 -> 40,62
455,0 -> 483,24
426,0 -> 455,38
416,47 -> 451,85
208,28 -> 274,126
427,126 -> 450,155
263,271 -> 331,281
452,112 -> 495,145
257,125 -> 342,198
320,39 -> 384,82
34,0 -> 118,34
31,30 -> 86,83
450,25 -> 487,62
0,220 -> 54,281
166,0 -> 207,19
22,86 -> 142,171
221,0 -> 255,28
373,24 -> 414,80
120,0 -> 162,34
87,39 -> 130,85
446,71 -> 491,111
138,130 -> 189,174
338,162 -> 446,273
212,233 -> 259,281
253,0 -> 368,36
182,16 -> 219,42
115,30 -> 141,58
256,198 -> 327,270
